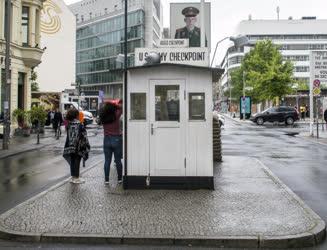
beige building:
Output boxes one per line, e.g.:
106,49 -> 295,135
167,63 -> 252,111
0,0 -> 45,116
36,0 -> 76,92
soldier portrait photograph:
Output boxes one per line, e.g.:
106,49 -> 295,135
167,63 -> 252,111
171,4 -> 210,47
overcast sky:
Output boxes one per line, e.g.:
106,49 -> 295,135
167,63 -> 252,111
64,0 -> 327,64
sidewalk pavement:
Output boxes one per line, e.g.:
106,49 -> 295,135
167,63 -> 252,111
0,156 -> 325,248
0,129 -> 58,159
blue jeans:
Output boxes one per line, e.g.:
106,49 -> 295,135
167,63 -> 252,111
103,135 -> 122,182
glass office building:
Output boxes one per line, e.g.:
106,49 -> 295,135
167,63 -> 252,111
70,0 -> 163,98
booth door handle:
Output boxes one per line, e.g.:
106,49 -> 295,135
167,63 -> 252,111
151,124 -> 154,135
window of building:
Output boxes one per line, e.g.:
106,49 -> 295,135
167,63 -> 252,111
294,66 -> 310,72
22,6 -> 29,46
0,69 -> 6,116
229,56 -> 243,66
130,93 -> 146,120
18,72 -> 25,109
283,55 -> 309,61
189,93 -> 205,120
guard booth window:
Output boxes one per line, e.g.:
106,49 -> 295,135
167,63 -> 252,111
155,85 -> 180,121
189,93 -> 205,120
130,93 -> 146,120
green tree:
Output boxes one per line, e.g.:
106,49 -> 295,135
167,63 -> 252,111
230,40 -> 294,104
30,70 -> 39,92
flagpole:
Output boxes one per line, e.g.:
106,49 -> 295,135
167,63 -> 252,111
200,0 -> 205,48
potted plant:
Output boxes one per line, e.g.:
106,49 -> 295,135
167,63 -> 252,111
12,109 -> 30,136
27,106 -> 47,144
12,109 -> 26,128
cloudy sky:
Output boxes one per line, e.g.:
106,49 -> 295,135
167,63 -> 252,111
64,0 -> 327,63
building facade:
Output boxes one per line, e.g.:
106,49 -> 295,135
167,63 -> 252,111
219,18 -> 327,111
36,0 -> 76,92
69,0 -> 163,98
0,0 -> 45,115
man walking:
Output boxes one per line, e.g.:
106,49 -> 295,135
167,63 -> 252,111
324,108 -> 327,130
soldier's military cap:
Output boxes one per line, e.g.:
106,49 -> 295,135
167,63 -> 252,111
182,7 -> 199,17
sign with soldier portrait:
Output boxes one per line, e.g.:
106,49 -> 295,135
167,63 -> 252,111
170,2 -> 211,48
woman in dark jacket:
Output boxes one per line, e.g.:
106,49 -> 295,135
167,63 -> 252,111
53,108 -> 63,139
99,101 -> 122,185
63,108 -> 90,184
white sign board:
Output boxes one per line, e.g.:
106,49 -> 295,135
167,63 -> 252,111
310,51 -> 327,85
309,51 -> 327,135
158,39 -> 189,48
135,48 -> 209,67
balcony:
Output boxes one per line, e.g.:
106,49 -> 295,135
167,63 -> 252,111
20,46 -> 44,68
0,40 -> 44,68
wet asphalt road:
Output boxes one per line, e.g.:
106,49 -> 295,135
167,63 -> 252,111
222,118 -> 327,221
0,120 -> 327,249
0,125 -> 104,214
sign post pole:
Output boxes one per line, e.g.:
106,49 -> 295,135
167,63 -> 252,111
310,51 -> 314,136
316,97 -> 319,138
3,0 -> 12,150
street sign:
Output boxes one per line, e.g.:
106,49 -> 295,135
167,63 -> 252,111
313,87 -> 321,96
135,47 -> 209,67
313,79 -> 321,88
158,39 -> 189,48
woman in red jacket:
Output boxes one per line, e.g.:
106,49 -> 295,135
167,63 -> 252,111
99,100 -> 122,185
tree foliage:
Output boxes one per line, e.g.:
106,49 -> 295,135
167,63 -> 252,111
28,106 -> 47,126
229,40 -> 294,104
30,70 -> 39,92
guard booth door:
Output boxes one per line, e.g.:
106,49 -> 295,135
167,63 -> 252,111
149,80 -> 186,176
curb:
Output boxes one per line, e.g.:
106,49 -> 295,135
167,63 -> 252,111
299,135 -> 327,146
0,158 -> 325,248
0,135 -> 58,159
255,158 -> 326,248
0,143 -> 52,159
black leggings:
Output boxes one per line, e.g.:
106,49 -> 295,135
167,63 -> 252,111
70,154 -> 81,178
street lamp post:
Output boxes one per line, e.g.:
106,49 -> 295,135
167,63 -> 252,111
123,0 -> 128,187
3,0 -> 12,150
242,71 -> 246,121
211,35 -> 249,116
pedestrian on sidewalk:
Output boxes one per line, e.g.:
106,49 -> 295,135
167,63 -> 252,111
300,106 -> 306,121
63,108 -> 90,184
305,105 -> 309,118
49,109 -> 55,126
99,100 -> 123,185
324,109 -> 327,130
53,108 -> 63,139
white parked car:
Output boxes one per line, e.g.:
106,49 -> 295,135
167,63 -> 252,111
60,101 -> 94,125
213,111 -> 225,127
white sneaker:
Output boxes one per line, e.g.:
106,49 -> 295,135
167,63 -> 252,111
73,178 -> 85,184
104,181 -> 109,185
118,179 -> 123,184
70,177 -> 76,183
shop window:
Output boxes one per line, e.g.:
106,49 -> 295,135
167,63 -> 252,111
189,93 -> 205,120
130,93 -> 146,120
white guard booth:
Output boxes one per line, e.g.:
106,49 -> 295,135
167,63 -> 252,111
125,63 -> 223,189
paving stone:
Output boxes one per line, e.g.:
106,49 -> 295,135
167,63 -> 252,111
0,156 -> 324,247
